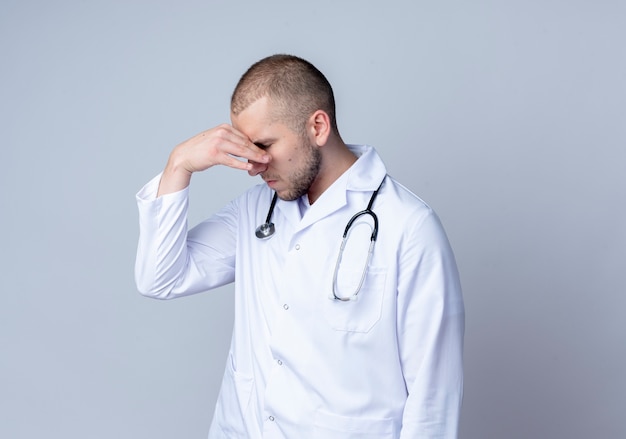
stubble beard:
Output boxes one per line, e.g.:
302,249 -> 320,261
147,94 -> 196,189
278,142 -> 322,202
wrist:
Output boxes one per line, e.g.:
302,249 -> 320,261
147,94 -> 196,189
157,155 -> 193,197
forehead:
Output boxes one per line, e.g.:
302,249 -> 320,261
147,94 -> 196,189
231,96 -> 290,141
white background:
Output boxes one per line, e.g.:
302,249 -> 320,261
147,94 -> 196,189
1,1 -> 624,438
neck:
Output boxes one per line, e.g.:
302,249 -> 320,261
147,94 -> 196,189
307,138 -> 357,204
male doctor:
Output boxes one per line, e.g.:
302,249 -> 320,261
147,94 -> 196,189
135,54 -> 465,438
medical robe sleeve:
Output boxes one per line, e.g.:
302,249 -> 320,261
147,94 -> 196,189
134,174 -> 238,299
397,208 -> 465,438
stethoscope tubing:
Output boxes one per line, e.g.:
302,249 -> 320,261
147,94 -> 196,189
331,177 -> 385,300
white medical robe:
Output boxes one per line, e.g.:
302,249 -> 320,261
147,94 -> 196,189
135,145 -> 465,438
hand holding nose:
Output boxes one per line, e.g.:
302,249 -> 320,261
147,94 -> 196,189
157,124 -> 271,196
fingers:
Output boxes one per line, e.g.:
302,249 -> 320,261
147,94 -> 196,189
159,124 -> 269,197
207,124 -> 271,170
176,124 -> 270,174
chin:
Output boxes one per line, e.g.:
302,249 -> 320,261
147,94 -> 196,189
276,188 -> 302,202
277,192 -> 296,202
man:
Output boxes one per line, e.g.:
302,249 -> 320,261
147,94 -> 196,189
135,54 -> 464,438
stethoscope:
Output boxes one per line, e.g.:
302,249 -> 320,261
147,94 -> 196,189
255,176 -> 386,301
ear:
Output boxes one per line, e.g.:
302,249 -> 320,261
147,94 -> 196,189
307,110 -> 332,146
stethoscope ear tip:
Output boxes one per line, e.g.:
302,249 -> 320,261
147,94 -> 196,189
255,222 -> 275,239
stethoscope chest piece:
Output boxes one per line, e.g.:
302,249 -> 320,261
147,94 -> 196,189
255,222 -> 275,239
255,192 -> 279,240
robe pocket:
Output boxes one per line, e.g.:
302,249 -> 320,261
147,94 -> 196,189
323,266 -> 387,332
214,354 -> 254,438
313,409 -> 397,439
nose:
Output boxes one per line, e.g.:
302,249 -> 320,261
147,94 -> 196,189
248,159 -> 268,176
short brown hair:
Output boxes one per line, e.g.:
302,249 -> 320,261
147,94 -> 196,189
231,54 -> 338,135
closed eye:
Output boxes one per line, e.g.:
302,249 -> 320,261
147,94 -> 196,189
254,142 -> 270,150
